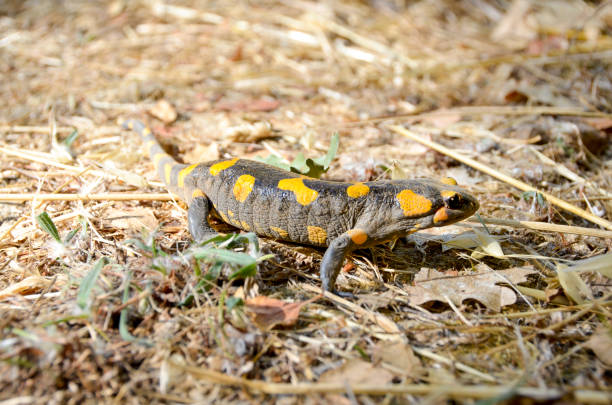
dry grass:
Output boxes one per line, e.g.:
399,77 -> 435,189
1,1 -> 611,403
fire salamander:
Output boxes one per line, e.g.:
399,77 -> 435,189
120,119 -> 479,296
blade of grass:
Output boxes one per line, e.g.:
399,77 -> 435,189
76,257 -> 109,311
36,212 -> 61,243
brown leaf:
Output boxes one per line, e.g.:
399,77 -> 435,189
183,142 -> 219,163
245,295 -> 319,330
0,276 -> 51,300
406,264 -> 536,312
372,341 -> 422,377
583,117 -> 612,131
148,99 -> 178,124
223,122 -> 273,143
319,358 -> 394,385
585,326 -> 612,367
105,207 -> 158,232
421,112 -> 461,129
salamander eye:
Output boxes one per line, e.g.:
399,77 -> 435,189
443,191 -> 463,210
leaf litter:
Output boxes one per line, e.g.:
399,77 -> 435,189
0,0 -> 611,403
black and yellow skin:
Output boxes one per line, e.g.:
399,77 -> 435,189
120,119 -> 479,296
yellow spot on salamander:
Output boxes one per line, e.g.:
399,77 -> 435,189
441,190 -> 457,199
178,163 -> 199,188
396,189 -> 432,217
164,163 -> 173,184
233,174 -> 255,202
240,221 -> 250,231
441,177 -> 457,186
347,229 -> 368,245
228,210 -> 234,217
153,152 -> 169,167
278,178 -> 318,206
307,226 -> 327,245
142,127 -> 152,136
271,226 -> 288,239
347,182 -> 369,198
192,189 -> 205,199
433,207 -> 449,224
219,211 -> 230,223
209,158 -> 239,176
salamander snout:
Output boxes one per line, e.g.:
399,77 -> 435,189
433,189 -> 479,226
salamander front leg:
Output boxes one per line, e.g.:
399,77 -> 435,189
187,196 -> 218,243
320,233 -> 357,297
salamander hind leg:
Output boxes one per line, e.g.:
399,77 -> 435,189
320,232 -> 359,298
188,196 -> 218,243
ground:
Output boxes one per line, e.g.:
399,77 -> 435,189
0,1 -> 611,403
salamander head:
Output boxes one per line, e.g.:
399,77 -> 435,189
431,185 -> 479,227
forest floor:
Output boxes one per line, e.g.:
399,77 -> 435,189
0,1 -> 611,403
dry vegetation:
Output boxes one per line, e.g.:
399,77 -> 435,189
1,0 -> 612,403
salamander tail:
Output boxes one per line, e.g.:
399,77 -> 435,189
119,118 -> 187,195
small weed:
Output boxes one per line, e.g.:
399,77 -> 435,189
258,132 -> 339,178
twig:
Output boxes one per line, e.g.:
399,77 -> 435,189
0,146 -> 117,181
389,125 -> 612,231
0,193 -> 174,202
0,125 -> 74,134
467,217 -> 612,239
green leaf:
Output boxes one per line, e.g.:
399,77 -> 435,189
288,152 -> 308,173
353,344 -> 369,360
63,129 -> 78,147
225,296 -> 244,311
313,132 -> 339,169
36,212 -> 61,243
126,238 -> 153,253
77,257 -> 109,311
192,247 -> 257,267
42,314 -> 89,327
259,132 -> 340,178
228,263 -> 257,280
63,227 -> 80,245
256,154 -> 291,171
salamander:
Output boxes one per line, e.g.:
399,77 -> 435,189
120,119 -> 479,296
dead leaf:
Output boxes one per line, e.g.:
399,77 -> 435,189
583,117 -> 612,131
183,142 -> 219,164
215,98 -> 280,112
565,253 -> 612,279
555,253 -> 611,304
223,122 -> 273,143
406,264 -> 536,312
319,358 -> 394,386
149,99 -> 178,124
421,112 -> 462,129
585,326 -> 612,367
105,207 -> 158,232
372,341 -> 422,377
245,295 -> 319,330
0,276 -> 51,300
471,228 -> 505,259
437,229 -> 504,259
